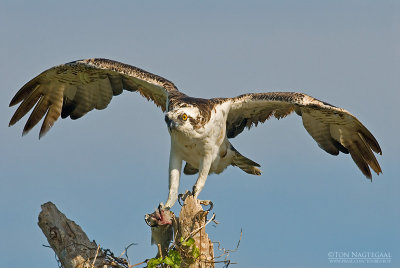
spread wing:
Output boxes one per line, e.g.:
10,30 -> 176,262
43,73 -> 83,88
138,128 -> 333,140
9,58 -> 182,138
226,92 -> 382,179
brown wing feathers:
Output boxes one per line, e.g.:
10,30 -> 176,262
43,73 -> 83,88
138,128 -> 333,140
302,111 -> 342,155
39,86 -> 64,137
227,93 -> 297,138
9,60 -> 382,179
228,92 -> 382,178
9,58 -> 179,138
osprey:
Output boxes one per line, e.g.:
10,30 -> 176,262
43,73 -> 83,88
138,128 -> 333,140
9,58 -> 382,208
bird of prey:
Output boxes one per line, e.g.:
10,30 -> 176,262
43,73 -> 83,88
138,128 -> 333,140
9,58 -> 382,208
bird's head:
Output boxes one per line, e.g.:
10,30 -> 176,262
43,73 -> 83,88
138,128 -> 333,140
164,105 -> 203,134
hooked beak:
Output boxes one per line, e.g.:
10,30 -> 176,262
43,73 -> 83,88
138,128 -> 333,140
165,115 -> 177,129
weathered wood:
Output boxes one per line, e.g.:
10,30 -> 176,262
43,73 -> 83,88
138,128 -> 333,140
38,202 -> 108,268
38,196 -> 215,268
176,196 -> 214,268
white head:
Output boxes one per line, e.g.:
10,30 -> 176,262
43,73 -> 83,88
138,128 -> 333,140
164,105 -> 203,135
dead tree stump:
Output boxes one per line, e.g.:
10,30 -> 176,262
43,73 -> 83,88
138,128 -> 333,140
176,195 -> 214,268
38,202 -> 107,268
38,195 -> 216,268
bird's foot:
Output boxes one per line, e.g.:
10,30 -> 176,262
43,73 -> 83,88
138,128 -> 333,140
199,200 -> 213,211
178,190 -> 213,211
178,190 -> 193,206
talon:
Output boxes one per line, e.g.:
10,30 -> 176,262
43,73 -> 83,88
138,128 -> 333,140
184,189 -> 193,196
178,194 -> 185,206
200,200 -> 213,211
179,190 -> 193,206
191,187 -> 196,197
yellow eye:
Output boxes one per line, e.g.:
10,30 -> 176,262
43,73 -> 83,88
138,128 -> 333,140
182,113 -> 188,121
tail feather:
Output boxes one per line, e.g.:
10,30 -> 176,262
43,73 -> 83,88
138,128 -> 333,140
183,162 -> 199,175
231,147 -> 261,175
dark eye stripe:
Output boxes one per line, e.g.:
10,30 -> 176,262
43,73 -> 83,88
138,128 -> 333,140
188,116 -> 201,128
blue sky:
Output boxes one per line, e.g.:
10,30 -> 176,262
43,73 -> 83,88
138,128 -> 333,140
0,1 -> 399,267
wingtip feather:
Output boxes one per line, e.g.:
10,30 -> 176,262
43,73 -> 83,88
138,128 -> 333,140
38,131 -> 46,140
9,99 -> 17,107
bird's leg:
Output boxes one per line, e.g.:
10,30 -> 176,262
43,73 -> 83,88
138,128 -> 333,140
192,155 -> 212,199
165,150 -> 182,209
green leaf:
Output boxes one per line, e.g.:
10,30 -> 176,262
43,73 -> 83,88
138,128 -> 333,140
163,256 -> 174,266
182,237 -> 195,247
192,245 -> 200,259
147,257 -> 163,268
167,249 -> 182,265
164,256 -> 179,268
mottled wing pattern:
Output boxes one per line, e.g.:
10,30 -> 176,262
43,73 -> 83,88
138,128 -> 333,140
226,92 -> 382,178
9,58 -> 180,138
